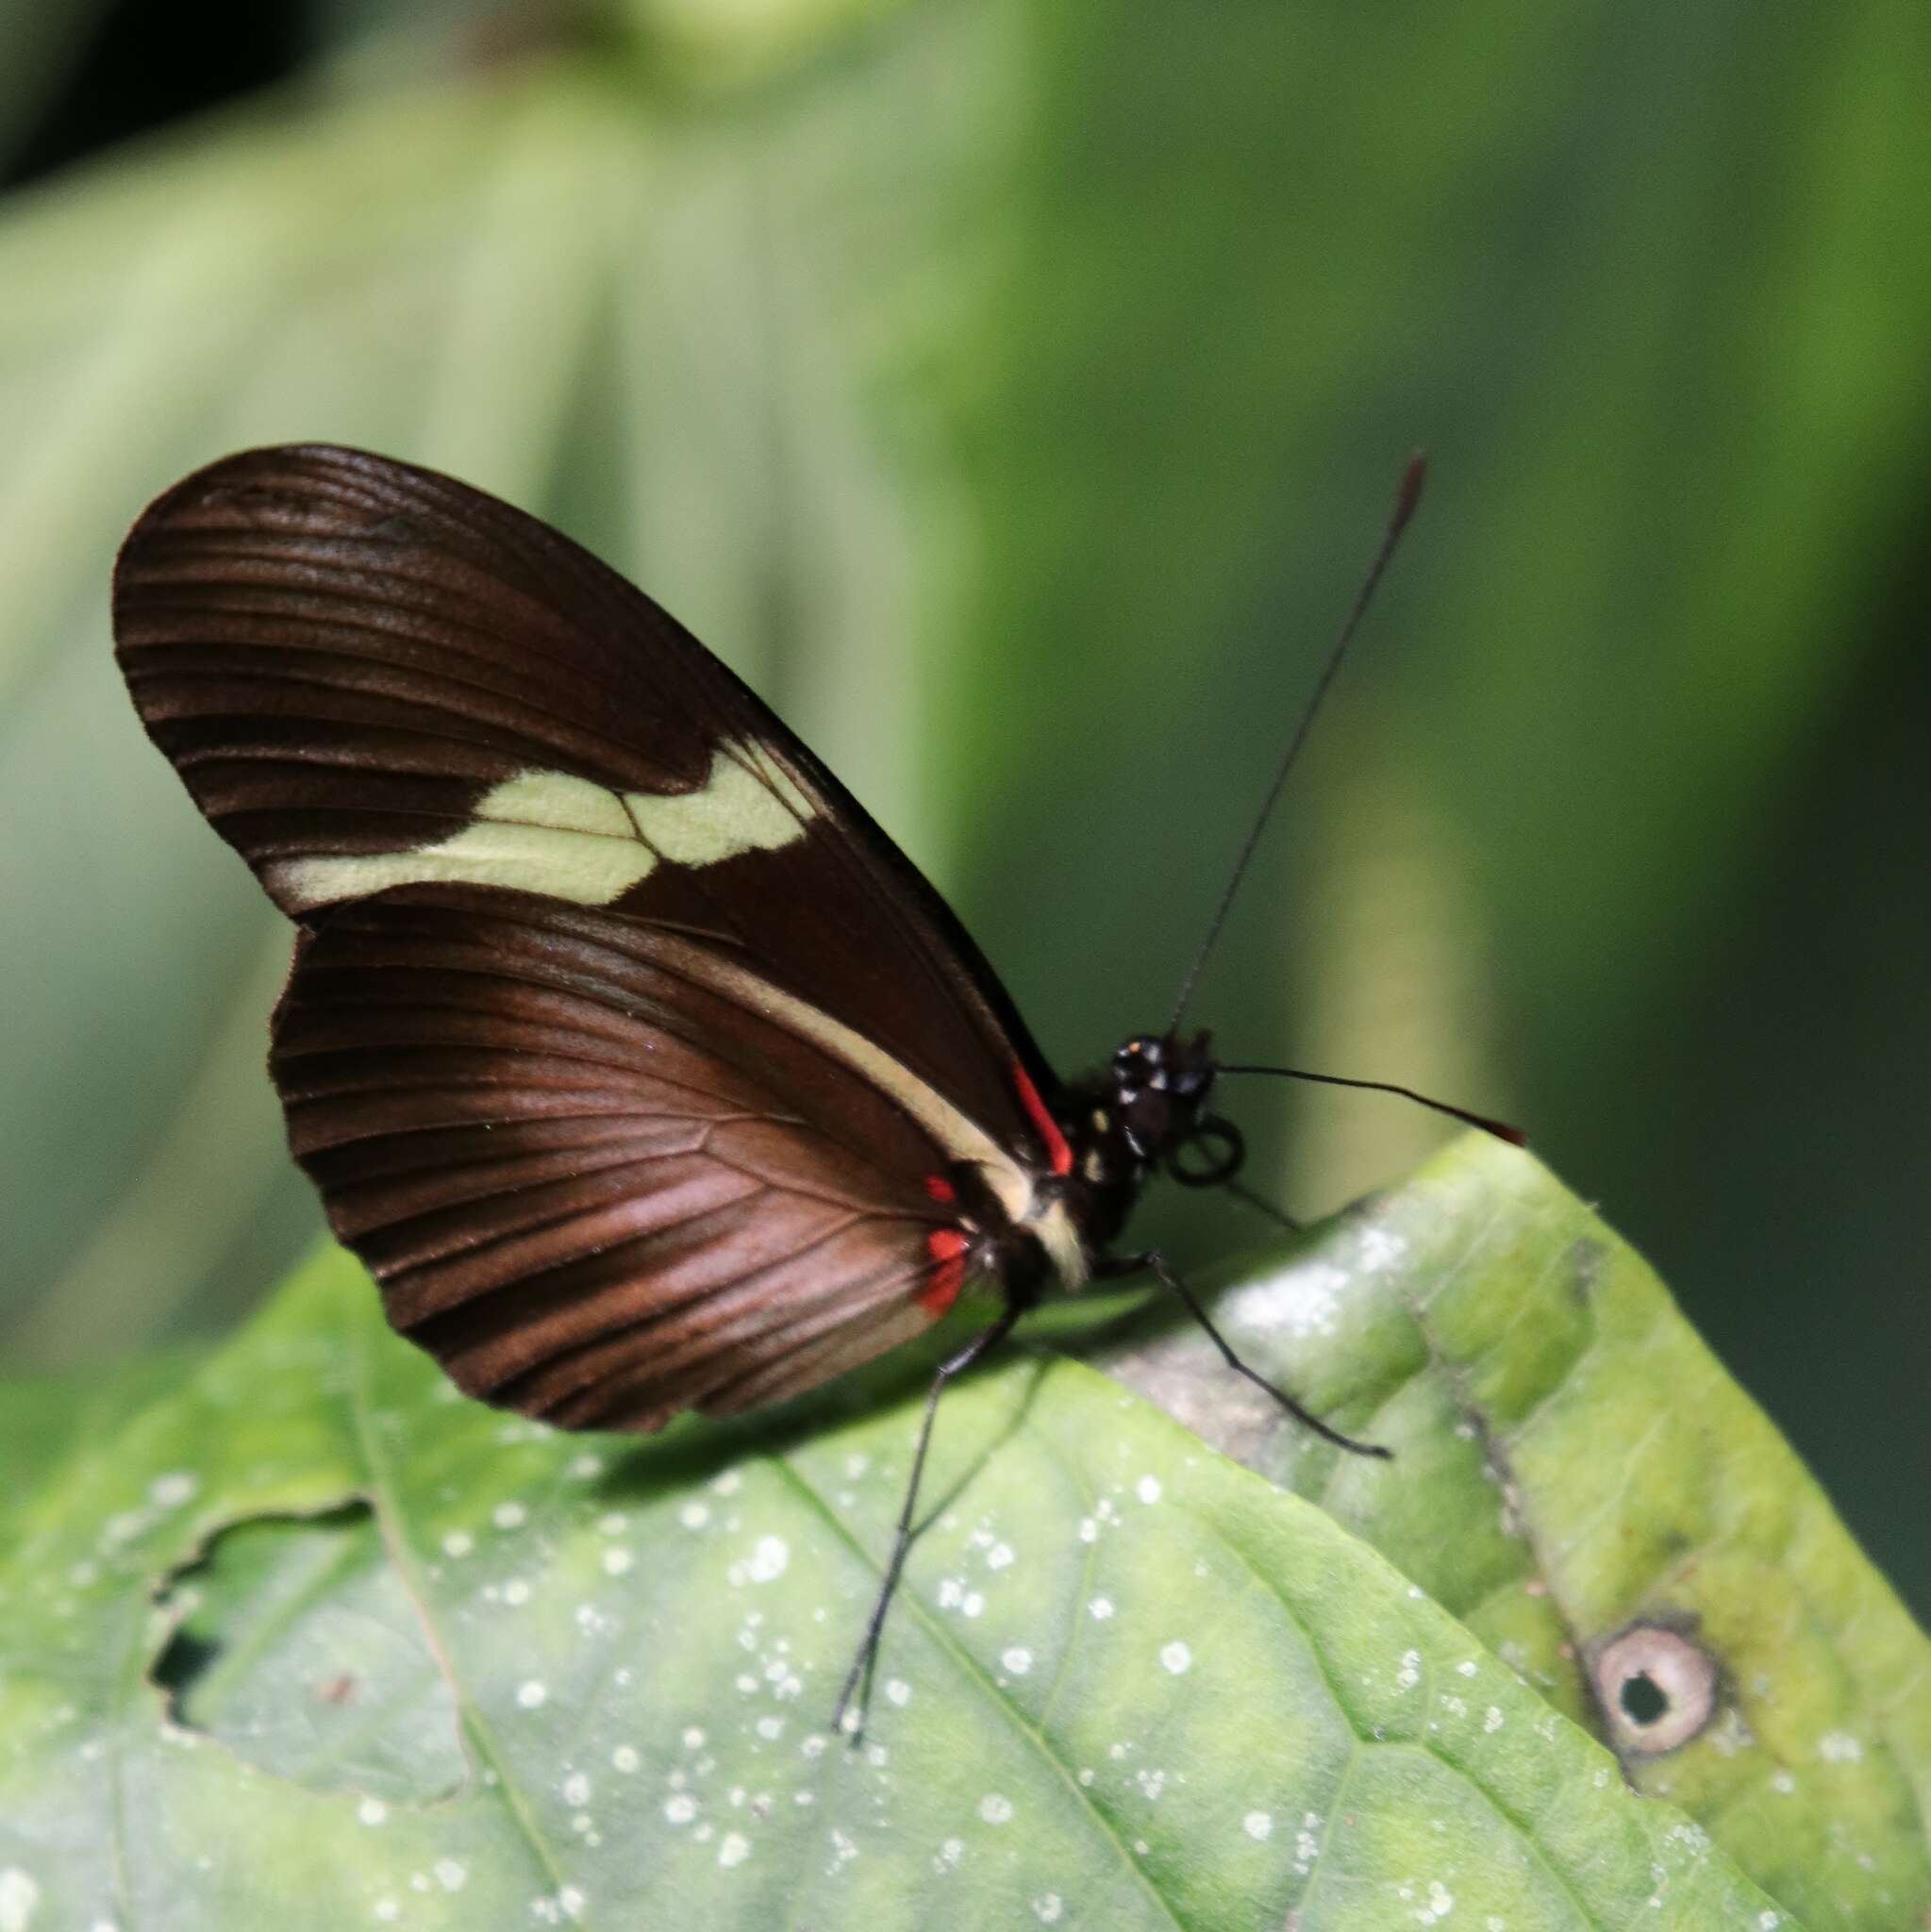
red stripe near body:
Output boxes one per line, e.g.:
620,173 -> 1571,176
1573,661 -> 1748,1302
1011,1060 -> 1072,1177
920,1228 -> 969,1318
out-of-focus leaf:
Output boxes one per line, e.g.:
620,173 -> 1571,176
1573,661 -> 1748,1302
0,1210 -> 1804,1928
1098,1134 -> 1931,1932
0,2 -> 122,171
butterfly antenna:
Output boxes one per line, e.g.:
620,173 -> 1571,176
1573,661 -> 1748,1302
1167,453 -> 1428,1034
1216,1062 -> 1525,1146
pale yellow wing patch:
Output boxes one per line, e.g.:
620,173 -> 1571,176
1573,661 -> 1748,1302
271,740 -> 812,911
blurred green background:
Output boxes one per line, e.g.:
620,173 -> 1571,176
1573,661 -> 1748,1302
1,0 -> 1923,1616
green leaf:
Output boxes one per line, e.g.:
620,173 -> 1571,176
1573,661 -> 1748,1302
1095,1134 -> 1931,1932
0,1158 -> 1826,1928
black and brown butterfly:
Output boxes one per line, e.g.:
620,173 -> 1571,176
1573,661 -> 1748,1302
113,444 -> 1516,1723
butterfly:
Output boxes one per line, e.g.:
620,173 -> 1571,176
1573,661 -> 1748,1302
114,444 -> 1510,1722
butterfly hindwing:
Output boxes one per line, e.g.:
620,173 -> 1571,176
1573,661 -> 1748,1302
114,446 -> 1064,1427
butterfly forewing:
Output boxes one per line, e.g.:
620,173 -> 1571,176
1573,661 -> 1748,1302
114,446 -> 1062,1428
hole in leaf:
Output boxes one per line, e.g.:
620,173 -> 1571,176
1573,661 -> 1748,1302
152,1503 -> 465,1804
1619,1669 -> 1669,1725
1590,1621 -> 1718,1756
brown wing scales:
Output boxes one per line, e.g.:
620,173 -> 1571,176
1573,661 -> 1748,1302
272,886 -> 963,1430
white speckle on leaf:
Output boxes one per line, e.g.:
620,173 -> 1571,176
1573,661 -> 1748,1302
1820,1731 -> 1863,1763
1032,1894 -> 1063,1923
0,1869 -> 39,1931
1090,1596 -> 1115,1620
493,1502 -> 527,1530
149,1473 -> 198,1509
718,1832 -> 750,1869
962,1591 -> 985,1618
987,1541 -> 1015,1571
1395,1649 -> 1422,1690
358,1798 -> 389,1826
558,1886 -> 586,1921
567,1454 -> 604,1479
1160,1641 -> 1192,1675
885,1678 -> 911,1707
1243,1810 -> 1273,1840
979,1793 -> 1014,1824
602,1548 -> 633,1576
1136,1475 -> 1162,1505
746,1536 -> 790,1583
503,1579 -> 532,1606
518,1680 -> 548,1709
711,1471 -> 742,1496
563,1773 -> 591,1806
433,1859 -> 467,1893
1416,1878 -> 1455,1924
1771,1771 -> 1796,1794
684,1726 -> 707,1749
1224,1260 -> 1347,1336
679,1502 -> 710,1530
1484,1707 -> 1505,1733
1077,1517 -> 1098,1543
373,1902 -> 397,1924
441,1531 -> 474,1558
757,1716 -> 785,1740
1002,1647 -> 1033,1675
1357,1227 -> 1407,1272
612,1745 -> 640,1773
665,1794 -> 697,1824
596,1512 -> 626,1535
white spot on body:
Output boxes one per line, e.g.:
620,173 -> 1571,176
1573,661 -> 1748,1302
1160,1641 -> 1192,1675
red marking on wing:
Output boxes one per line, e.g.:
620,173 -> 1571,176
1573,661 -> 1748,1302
1012,1060 -> 1072,1177
924,1173 -> 957,1204
920,1228 -> 969,1318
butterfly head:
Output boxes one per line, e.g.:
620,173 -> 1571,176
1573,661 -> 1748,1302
1101,1031 -> 1240,1180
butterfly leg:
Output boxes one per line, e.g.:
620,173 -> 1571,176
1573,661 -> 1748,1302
1103,1249 -> 1390,1460
833,1300 -> 1025,1737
